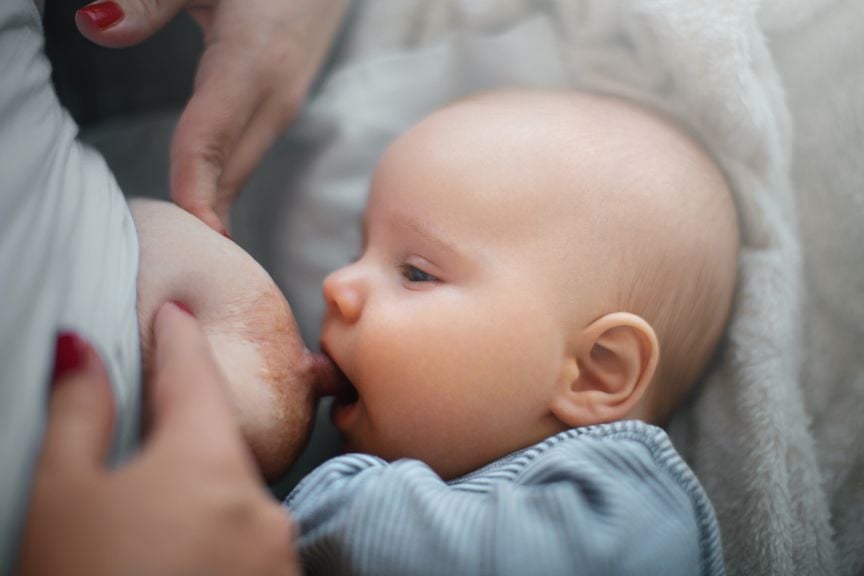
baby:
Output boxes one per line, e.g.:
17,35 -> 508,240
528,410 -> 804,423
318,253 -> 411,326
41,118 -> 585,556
285,90 -> 738,575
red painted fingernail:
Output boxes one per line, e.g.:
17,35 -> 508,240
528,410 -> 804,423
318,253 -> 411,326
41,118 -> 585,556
77,1 -> 124,30
171,300 -> 195,317
52,332 -> 89,382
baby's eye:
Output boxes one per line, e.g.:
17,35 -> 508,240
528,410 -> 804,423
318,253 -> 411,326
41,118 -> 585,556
400,264 -> 439,283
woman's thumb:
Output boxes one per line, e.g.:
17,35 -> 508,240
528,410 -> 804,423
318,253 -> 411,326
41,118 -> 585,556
75,0 -> 188,48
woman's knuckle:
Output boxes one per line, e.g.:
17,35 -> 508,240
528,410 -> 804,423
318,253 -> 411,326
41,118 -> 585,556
197,141 -> 229,173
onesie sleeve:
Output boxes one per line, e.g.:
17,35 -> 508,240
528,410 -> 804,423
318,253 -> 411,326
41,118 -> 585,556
285,428 -> 724,576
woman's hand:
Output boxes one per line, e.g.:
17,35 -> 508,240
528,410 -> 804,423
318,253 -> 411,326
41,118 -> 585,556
19,302 -> 300,575
75,0 -> 349,235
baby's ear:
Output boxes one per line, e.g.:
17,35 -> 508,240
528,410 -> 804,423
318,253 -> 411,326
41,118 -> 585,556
550,313 -> 659,427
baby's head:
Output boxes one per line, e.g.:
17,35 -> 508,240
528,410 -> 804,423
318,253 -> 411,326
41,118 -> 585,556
131,199 -> 336,480
321,90 -> 739,479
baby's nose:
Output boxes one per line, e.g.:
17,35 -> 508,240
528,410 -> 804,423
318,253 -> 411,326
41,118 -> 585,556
322,266 -> 365,323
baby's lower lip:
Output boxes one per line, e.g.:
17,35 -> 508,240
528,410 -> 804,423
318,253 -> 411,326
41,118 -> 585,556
330,397 -> 360,431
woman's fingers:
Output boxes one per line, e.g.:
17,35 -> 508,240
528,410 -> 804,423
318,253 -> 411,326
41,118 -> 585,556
169,0 -> 348,234
39,332 -> 115,477
219,88 -> 300,205
169,44 -> 259,235
75,0 -> 190,48
22,318 -> 302,576
174,88 -> 295,234
75,0 -> 348,235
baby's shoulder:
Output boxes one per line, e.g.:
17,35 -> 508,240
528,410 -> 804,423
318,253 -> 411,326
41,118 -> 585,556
521,420 -> 695,484
514,421 -> 724,573
453,420 -> 689,488
504,422 -> 716,522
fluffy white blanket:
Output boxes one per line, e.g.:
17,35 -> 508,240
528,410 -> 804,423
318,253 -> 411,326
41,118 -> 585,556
266,1 -> 863,575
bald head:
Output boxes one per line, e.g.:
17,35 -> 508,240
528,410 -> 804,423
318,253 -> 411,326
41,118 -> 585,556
386,89 -> 739,421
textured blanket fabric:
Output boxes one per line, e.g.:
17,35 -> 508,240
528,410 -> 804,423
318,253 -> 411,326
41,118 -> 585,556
765,1 -> 864,573
269,1 -> 861,575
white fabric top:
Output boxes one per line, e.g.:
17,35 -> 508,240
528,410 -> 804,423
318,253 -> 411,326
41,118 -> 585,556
0,0 -> 141,572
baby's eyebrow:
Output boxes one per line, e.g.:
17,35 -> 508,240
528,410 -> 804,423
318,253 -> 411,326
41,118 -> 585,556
399,215 -> 461,257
